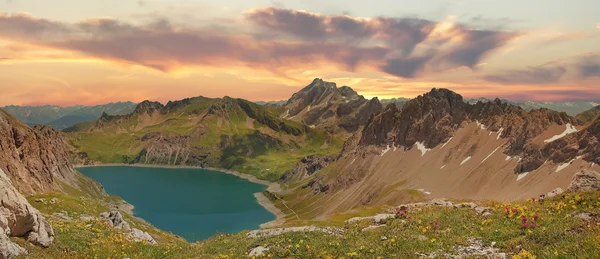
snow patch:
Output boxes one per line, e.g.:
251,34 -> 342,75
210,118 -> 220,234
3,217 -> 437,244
381,145 -> 392,156
418,189 -> 432,195
283,109 -> 290,118
505,156 -> 512,161
476,121 -> 486,130
350,159 -> 356,165
393,146 -> 397,152
440,165 -> 446,169
461,156 -> 472,165
517,172 -> 530,181
556,159 -> 575,172
576,155 -> 583,160
309,125 -> 316,129
544,124 -> 577,143
441,137 -> 453,148
481,147 -> 500,163
415,142 -> 431,157
496,128 -> 504,140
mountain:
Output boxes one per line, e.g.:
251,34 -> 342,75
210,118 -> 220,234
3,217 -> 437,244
2,105 -> 82,126
282,78 -> 383,133
576,105 -> 600,123
66,96 -> 344,181
3,102 -> 137,130
278,88 -> 599,219
255,100 -> 287,107
465,98 -> 599,116
380,97 -> 411,108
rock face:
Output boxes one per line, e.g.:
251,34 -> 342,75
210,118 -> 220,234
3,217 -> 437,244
0,110 -> 76,194
100,211 -> 131,231
568,170 -> 600,192
280,155 -> 338,181
283,78 -> 383,132
0,168 -> 54,257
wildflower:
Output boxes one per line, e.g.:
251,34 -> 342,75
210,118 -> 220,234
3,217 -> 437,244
521,216 -> 527,224
512,208 -> 518,214
533,214 -> 539,221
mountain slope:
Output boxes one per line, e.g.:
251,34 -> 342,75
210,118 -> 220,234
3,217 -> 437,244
277,89 -> 597,220
466,98 -> 599,116
3,102 -> 137,130
282,78 -> 383,133
576,105 -> 600,123
67,96 -> 344,181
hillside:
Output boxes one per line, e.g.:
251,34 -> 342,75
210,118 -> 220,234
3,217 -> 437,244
576,105 -> 600,123
275,89 -> 600,221
282,78 -> 383,133
66,96 -> 345,181
3,102 -> 137,130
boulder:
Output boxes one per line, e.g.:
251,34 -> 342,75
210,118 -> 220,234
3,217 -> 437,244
99,211 -> 130,231
49,198 -> 58,205
128,228 -> 156,245
79,215 -> 95,221
248,246 -> 269,257
568,170 -> 600,192
0,169 -> 54,248
52,211 -> 71,221
546,188 -> 564,198
0,231 -> 26,259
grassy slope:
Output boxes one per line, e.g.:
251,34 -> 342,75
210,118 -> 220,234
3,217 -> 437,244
20,190 -> 600,258
576,106 -> 600,123
66,97 -> 344,182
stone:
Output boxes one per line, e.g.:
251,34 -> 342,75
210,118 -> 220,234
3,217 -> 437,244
128,228 -> 156,245
416,235 -> 428,241
546,188 -> 564,198
571,212 -> 597,221
0,169 -> 54,248
52,211 -> 71,221
474,206 -> 492,215
248,246 -> 269,257
361,225 -> 386,232
99,211 -> 130,231
49,198 -> 59,205
247,226 -> 344,238
34,199 -> 45,203
568,170 -> 600,192
79,215 -> 95,221
0,231 -> 27,259
380,236 -> 388,241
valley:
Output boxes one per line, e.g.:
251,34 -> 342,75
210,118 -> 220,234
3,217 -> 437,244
0,79 -> 599,258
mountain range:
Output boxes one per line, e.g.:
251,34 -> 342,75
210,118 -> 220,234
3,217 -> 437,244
0,78 -> 599,257
2,102 -> 137,130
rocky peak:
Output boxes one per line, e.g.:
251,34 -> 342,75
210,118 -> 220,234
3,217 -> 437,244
134,100 -> 164,115
284,79 -> 383,132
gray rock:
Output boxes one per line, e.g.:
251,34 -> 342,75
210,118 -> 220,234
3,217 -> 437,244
0,231 -> 27,259
34,198 -> 45,204
52,211 -> 71,221
128,228 -> 156,245
572,212 -> 597,221
0,169 -> 54,248
346,213 -> 396,224
247,226 -> 344,238
99,211 -> 130,231
361,225 -> 386,232
79,214 -> 95,221
568,170 -> 600,192
546,188 -> 564,198
416,235 -> 428,241
248,246 -> 269,257
380,236 -> 388,241
474,206 -> 492,215
49,198 -> 58,205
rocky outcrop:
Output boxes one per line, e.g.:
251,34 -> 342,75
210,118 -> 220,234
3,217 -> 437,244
100,211 -> 131,231
0,168 -> 54,256
283,78 -> 383,132
280,155 -> 338,181
100,211 -> 156,245
0,110 -> 75,194
140,133 -> 193,165
568,170 -> 600,192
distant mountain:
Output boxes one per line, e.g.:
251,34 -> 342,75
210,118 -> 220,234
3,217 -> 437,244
255,100 -> 287,107
282,78 -> 382,133
380,97 -> 410,108
576,105 -> 600,123
3,102 -> 137,130
465,98 -> 599,116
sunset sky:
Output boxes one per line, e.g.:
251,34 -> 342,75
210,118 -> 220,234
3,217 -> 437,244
1,0 -> 599,106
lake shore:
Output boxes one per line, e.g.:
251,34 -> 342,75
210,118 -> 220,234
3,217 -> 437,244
75,163 -> 285,228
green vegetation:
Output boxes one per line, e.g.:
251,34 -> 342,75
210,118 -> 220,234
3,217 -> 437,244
66,97 -> 345,182
23,190 -> 600,258
576,105 -> 600,123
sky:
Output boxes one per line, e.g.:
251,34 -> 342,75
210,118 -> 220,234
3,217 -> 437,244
1,0 -> 599,106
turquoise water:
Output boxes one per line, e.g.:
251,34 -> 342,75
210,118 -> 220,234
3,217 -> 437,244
79,166 -> 274,241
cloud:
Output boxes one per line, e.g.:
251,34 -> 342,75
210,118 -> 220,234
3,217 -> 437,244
539,32 -> 587,46
577,55 -> 600,78
484,66 -> 567,84
0,9 -> 519,78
